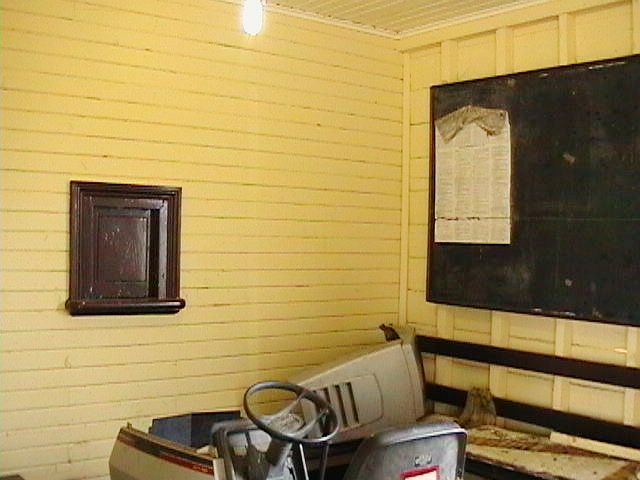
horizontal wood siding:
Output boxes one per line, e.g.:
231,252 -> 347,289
405,0 -> 640,434
0,1 -> 403,478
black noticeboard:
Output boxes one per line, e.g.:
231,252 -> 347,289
427,54 -> 640,327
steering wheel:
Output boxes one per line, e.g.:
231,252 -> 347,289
243,381 -> 340,447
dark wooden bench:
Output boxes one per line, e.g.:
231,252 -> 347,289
417,335 -> 640,479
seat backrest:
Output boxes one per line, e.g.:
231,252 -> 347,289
342,421 -> 467,480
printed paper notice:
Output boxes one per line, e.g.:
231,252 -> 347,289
434,105 -> 511,244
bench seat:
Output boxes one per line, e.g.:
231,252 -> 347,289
465,425 -> 640,480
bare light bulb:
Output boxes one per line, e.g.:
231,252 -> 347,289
242,0 -> 264,36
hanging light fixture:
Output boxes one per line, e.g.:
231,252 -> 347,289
242,0 -> 264,35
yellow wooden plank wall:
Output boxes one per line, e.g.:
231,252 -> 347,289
3,0 -> 640,477
404,0 -> 640,428
0,1 -> 403,477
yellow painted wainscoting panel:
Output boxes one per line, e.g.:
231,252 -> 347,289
405,0 -> 640,433
410,89 -> 430,126
0,0 -> 403,478
567,381 -> 626,423
512,18 -> 560,71
505,369 -> 555,408
571,321 -> 629,365
456,32 -> 497,81
410,46 -> 442,91
574,1 -> 634,62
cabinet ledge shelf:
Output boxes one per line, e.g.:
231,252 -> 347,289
66,298 -> 186,316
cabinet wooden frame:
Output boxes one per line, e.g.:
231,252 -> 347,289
66,181 -> 185,315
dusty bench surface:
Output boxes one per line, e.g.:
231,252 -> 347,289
466,426 -> 640,480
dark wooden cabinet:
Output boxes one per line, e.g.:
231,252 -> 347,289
66,181 -> 185,315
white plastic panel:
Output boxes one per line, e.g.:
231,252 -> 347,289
290,339 -> 425,442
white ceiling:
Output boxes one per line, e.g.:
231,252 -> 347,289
268,0 -> 549,37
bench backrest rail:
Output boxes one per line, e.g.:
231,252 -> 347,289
417,335 -> 640,450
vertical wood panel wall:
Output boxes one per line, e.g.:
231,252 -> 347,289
0,1 -> 403,478
402,0 -> 640,431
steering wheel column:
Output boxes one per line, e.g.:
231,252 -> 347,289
243,381 -> 340,480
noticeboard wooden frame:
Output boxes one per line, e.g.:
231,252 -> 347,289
66,181 -> 185,315
427,54 -> 640,327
